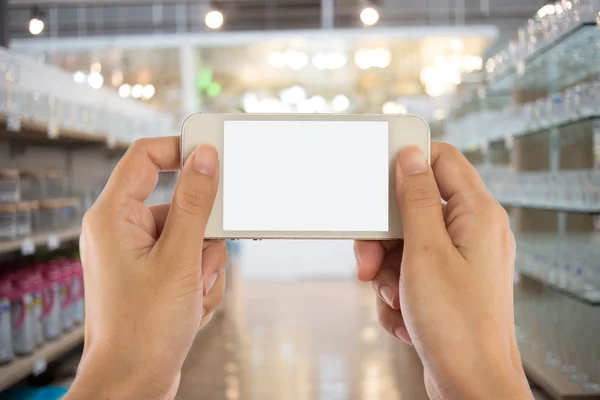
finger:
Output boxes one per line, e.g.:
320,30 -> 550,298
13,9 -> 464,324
156,145 -> 220,263
102,137 -> 180,203
355,240 -> 402,282
430,142 -> 493,203
201,241 -> 228,294
355,241 -> 384,282
395,146 -> 451,251
199,271 -> 226,330
376,297 -> 412,345
372,265 -> 401,310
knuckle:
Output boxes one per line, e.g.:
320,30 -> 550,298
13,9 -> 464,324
130,137 -> 151,153
173,188 -> 212,216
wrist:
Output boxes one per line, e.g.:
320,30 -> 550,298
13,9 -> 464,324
65,347 -> 178,400
431,337 -> 532,400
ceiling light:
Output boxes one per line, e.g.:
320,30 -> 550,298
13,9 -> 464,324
280,85 -> 306,104
118,84 -> 131,98
331,95 -> 350,112
360,7 -> 379,26
310,95 -> 326,112
269,52 -> 286,68
73,71 -> 86,84
131,84 -> 144,99
537,4 -> 555,18
382,102 -> 407,114
205,10 -> 224,29
142,84 -> 156,100
284,50 -> 308,70
242,92 -> 259,112
296,99 -> 315,113
28,7 -> 44,35
312,52 -> 347,70
354,48 -> 391,69
87,72 -> 104,90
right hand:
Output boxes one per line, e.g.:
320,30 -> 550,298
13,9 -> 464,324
355,143 -> 533,400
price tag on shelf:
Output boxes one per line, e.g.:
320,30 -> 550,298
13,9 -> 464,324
20,238 -> 35,256
32,358 -> 47,377
107,135 -> 117,149
47,123 -> 60,139
6,114 -> 21,132
47,235 -> 60,250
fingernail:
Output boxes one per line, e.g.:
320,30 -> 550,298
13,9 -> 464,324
379,285 -> 395,308
394,327 -> 407,342
399,147 -> 427,176
206,272 -> 219,293
193,145 -> 218,176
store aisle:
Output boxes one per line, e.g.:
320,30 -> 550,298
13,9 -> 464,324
177,255 -> 429,400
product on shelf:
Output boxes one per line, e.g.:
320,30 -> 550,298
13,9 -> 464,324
9,272 -> 36,356
15,202 -> 37,237
38,198 -> 81,232
0,279 -> 14,363
20,170 -> 68,201
41,265 -> 63,341
444,81 -> 600,149
0,204 -> 17,240
0,170 -> 20,203
0,259 -> 85,364
478,167 -> 600,211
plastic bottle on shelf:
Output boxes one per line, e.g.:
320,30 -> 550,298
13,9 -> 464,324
0,279 -> 14,363
69,261 -> 84,324
41,266 -> 62,340
59,264 -> 73,332
9,273 -> 36,356
28,269 -> 45,346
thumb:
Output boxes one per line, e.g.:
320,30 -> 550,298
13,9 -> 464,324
157,144 -> 219,261
395,146 -> 449,253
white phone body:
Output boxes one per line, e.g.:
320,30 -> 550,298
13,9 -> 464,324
181,114 -> 430,240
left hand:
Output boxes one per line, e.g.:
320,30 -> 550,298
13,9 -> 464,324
66,137 -> 227,400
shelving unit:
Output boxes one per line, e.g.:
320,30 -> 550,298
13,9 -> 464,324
0,227 -> 81,256
487,23 -> 600,92
443,3 -> 600,398
0,112 -> 130,151
0,47 -> 174,395
0,326 -> 84,393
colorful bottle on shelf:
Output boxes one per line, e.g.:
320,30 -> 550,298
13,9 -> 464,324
9,273 -> 36,355
41,266 -> 62,340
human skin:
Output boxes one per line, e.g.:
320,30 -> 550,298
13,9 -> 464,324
64,137 -> 226,399
355,143 -> 533,400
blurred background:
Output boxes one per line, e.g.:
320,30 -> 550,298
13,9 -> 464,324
0,0 -> 599,399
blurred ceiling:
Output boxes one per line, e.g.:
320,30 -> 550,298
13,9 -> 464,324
8,0 -> 542,40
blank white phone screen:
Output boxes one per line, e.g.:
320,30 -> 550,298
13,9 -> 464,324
223,120 -> 389,232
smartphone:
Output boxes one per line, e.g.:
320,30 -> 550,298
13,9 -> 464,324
181,114 -> 430,240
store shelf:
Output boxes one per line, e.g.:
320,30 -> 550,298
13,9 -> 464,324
520,346 -> 600,400
0,112 -> 131,150
488,23 -> 600,92
496,197 -> 600,214
0,326 -> 84,392
0,227 -> 81,256
515,278 -> 600,399
447,115 -> 600,152
515,235 -> 600,305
